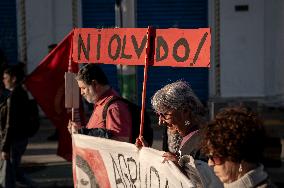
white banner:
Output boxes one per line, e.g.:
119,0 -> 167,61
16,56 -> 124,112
72,134 -> 195,188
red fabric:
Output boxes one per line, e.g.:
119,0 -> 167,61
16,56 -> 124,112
24,30 -> 80,161
86,88 -> 132,139
73,146 -> 111,188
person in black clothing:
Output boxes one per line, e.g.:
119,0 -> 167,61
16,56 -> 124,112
0,65 -> 35,187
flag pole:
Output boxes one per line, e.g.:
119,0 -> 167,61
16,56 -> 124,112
65,29 -> 80,135
139,26 -> 155,138
68,31 -> 75,122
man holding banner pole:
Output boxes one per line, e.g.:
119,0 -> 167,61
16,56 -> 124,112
68,64 -> 132,142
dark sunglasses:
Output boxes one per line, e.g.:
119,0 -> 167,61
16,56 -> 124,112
208,154 -> 223,165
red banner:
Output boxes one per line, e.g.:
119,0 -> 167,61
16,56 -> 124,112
72,28 -> 210,67
25,31 -> 81,161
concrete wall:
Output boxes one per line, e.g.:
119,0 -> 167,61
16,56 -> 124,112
17,0 -> 284,105
209,0 -> 284,105
17,0 -> 82,73
263,0 -> 284,105
220,0 -> 265,97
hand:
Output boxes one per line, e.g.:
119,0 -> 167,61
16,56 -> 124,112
1,151 -> 9,160
135,136 -> 148,149
68,120 -> 81,134
162,152 -> 179,165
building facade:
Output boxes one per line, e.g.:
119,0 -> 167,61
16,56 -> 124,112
1,0 -> 283,108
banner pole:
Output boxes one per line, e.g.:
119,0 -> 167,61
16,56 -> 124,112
69,31 -> 75,121
65,29 -> 81,133
139,26 -> 155,138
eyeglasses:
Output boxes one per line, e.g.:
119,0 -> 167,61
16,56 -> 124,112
158,112 -> 173,120
208,154 -> 224,165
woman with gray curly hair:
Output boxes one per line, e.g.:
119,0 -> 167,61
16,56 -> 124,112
138,80 -> 222,188
136,81 -> 222,188
151,80 -> 206,160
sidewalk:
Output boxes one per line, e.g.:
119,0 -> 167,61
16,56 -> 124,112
21,118 -> 73,188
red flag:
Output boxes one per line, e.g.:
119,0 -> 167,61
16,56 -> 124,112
25,30 -> 80,161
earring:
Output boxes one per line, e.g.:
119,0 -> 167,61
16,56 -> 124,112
185,120 -> 191,126
238,163 -> 243,173
158,117 -> 165,125
158,117 -> 162,125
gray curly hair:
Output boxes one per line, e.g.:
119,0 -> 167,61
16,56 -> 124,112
151,80 -> 205,116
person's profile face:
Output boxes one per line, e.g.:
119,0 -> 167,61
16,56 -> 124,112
77,80 -> 96,103
76,165 -> 92,188
208,158 -> 239,184
157,110 -> 174,127
158,109 -> 186,135
75,155 -> 98,188
3,73 -> 16,90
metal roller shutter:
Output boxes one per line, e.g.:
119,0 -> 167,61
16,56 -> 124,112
0,0 -> 18,65
81,0 -> 209,105
137,0 -> 209,105
81,0 -> 119,91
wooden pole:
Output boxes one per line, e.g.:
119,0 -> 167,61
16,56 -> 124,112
65,30 -> 79,122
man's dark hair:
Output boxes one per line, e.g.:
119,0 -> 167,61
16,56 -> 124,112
75,64 -> 109,85
4,64 -> 26,84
